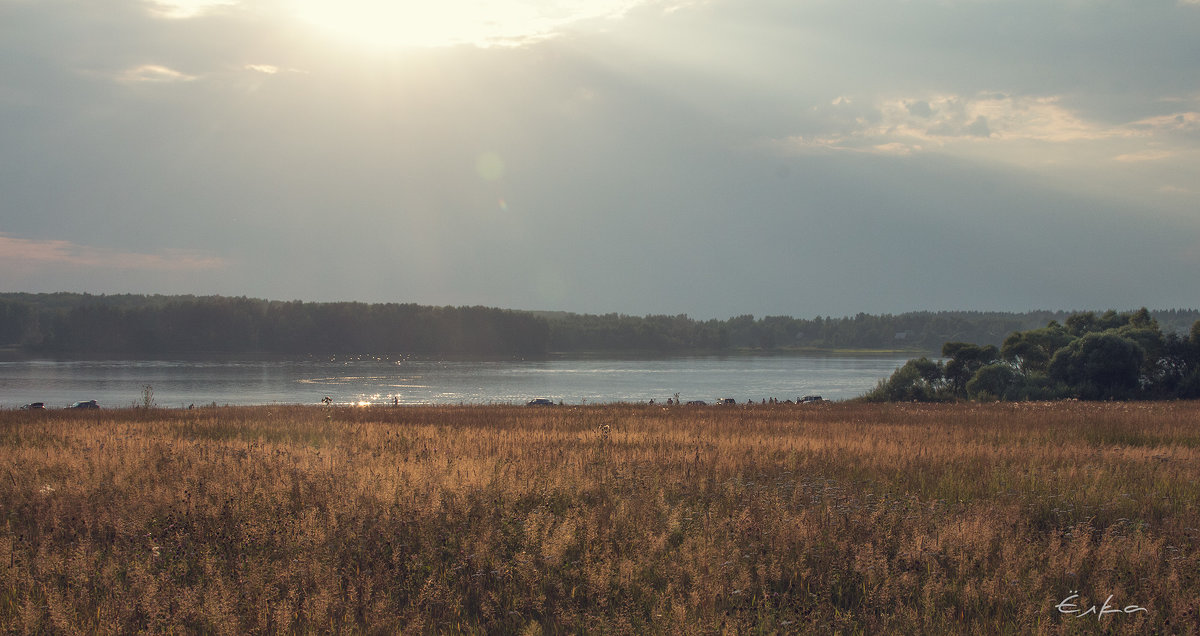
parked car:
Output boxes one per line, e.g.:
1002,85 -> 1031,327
686,400 -> 707,406
69,400 -> 100,409
526,398 -> 556,406
21,402 -> 46,410
799,395 -> 823,403
718,398 -> 736,405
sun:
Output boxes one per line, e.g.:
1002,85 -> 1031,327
155,0 -> 638,50
292,0 -> 568,49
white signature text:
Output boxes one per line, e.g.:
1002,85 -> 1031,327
1056,591 -> 1148,620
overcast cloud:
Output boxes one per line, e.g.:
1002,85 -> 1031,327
1,0 -> 1198,318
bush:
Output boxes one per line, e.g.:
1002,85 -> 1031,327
863,357 -> 947,402
965,364 -> 1016,401
1048,331 -> 1144,400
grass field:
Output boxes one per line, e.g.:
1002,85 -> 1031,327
2,401 -> 1198,634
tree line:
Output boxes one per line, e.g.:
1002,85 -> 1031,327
865,309 -> 1200,401
0,295 -> 548,357
1,293 -> 1198,362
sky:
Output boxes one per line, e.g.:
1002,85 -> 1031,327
1,0 -> 1198,319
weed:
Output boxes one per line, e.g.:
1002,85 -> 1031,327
0,402 -> 1194,633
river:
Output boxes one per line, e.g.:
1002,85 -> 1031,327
0,354 -> 916,408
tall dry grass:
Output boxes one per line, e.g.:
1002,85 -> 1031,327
1,401 -> 1198,634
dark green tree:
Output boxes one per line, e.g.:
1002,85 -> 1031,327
966,363 -> 1018,401
1048,332 -> 1144,399
864,357 -> 947,402
942,342 -> 1000,398
1000,321 -> 1073,375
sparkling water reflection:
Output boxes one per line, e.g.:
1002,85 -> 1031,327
0,355 -> 915,408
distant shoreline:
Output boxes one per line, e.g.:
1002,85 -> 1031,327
5,293 -> 1197,362
549,346 -> 932,359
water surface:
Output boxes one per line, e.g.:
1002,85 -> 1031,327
0,355 -> 914,408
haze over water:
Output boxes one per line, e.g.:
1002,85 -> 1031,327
0,355 -> 914,408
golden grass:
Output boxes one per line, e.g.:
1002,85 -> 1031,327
2,401 -> 1198,634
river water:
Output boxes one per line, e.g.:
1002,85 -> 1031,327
0,354 -> 915,408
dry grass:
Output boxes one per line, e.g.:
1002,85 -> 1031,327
2,401 -> 1198,634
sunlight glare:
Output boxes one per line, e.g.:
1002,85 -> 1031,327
297,0 -> 543,48
292,0 -> 637,49
149,0 -> 232,19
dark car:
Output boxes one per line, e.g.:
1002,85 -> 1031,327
686,400 -> 707,406
21,402 -> 46,410
526,398 -> 556,406
69,400 -> 100,409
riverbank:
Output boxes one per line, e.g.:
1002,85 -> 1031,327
548,346 -> 933,359
2,401 -> 1194,632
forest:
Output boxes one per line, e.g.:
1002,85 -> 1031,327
2,293 -> 1199,361
866,308 -> 1200,401
0,294 -> 547,357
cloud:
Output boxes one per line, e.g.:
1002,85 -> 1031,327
0,234 -> 225,271
773,92 -> 1158,158
871,142 -> 915,156
1130,111 -> 1200,133
282,0 -> 658,49
117,64 -> 198,83
1,0 -> 1199,316
147,1 -> 236,20
1113,150 -> 1176,163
